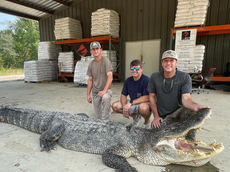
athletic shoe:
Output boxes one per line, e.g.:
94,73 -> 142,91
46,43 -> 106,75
141,123 -> 150,129
133,115 -> 141,126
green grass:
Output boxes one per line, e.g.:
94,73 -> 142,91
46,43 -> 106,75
0,68 -> 24,75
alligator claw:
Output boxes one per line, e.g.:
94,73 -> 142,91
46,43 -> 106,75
52,147 -> 57,151
40,139 -> 56,152
125,123 -> 133,131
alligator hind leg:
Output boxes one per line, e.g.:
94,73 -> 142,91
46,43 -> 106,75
102,145 -> 137,172
40,122 -> 65,152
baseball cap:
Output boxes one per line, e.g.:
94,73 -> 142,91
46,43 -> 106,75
162,50 -> 178,60
90,41 -> 101,49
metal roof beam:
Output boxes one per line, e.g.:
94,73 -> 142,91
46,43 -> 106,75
6,0 -> 54,14
52,0 -> 71,7
0,7 -> 40,21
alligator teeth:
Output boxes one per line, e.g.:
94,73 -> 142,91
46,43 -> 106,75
198,127 -> 201,132
208,116 -> 212,119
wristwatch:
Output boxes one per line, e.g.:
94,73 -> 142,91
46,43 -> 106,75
130,99 -> 133,106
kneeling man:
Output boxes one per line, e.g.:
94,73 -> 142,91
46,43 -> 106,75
112,59 -> 151,128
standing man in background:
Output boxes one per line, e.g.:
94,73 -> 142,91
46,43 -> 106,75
87,41 -> 113,120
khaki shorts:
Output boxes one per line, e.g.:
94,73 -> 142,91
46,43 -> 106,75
128,100 -> 139,114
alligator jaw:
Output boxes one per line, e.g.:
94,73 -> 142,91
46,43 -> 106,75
154,108 -> 224,166
155,137 -> 224,166
160,108 -> 213,139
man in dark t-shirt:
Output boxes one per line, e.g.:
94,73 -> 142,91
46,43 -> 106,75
112,59 -> 151,128
147,50 -> 209,140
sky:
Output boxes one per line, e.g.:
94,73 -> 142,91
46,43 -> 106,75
0,12 -> 18,30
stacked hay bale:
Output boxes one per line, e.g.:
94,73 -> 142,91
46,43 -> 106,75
174,0 -> 210,28
38,42 -> 56,61
101,50 -> 117,72
54,17 -> 82,40
177,45 -> 205,73
24,41 -> 62,82
74,56 -> 94,86
58,52 -> 74,73
193,45 -> 205,73
24,61 -> 52,82
91,8 -> 119,38
38,41 -> 62,80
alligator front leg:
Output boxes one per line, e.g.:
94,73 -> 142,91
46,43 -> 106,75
40,122 -> 65,152
102,145 -> 137,172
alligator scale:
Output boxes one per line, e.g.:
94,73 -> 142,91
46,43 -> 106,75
0,106 -> 224,172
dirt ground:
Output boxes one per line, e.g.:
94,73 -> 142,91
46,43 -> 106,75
0,78 -> 229,172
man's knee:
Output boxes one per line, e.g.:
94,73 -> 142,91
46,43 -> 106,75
112,101 -> 121,112
102,91 -> 112,102
102,89 -> 112,100
139,103 -> 151,115
112,102 -> 117,111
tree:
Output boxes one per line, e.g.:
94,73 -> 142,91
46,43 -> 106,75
0,29 -> 16,69
11,18 -> 39,68
0,18 -> 39,69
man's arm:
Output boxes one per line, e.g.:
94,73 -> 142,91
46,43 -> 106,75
182,93 -> 210,111
131,95 -> 149,105
149,92 -> 163,128
120,94 -> 129,118
98,71 -> 113,96
120,94 -> 127,107
87,77 -> 93,103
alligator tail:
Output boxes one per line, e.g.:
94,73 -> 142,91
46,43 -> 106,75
0,106 -> 53,134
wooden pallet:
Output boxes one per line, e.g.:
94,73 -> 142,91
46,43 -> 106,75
55,38 -> 80,41
61,72 -> 74,74
75,83 -> 87,87
174,25 -> 204,29
25,80 -> 53,83
91,35 -> 119,39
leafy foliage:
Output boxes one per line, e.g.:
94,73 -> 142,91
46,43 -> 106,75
0,18 -> 39,70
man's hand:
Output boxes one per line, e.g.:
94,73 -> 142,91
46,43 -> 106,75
152,117 -> 163,128
87,95 -> 92,104
98,90 -> 106,97
193,105 -> 210,112
182,93 -> 210,112
122,103 -> 132,118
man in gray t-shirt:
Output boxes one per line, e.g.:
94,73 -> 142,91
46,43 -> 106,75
147,70 -> 191,118
87,41 -> 113,120
147,50 -> 209,141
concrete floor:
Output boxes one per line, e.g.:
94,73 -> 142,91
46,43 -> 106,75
0,79 -> 229,172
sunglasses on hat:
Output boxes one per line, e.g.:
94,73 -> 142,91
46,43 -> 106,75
130,67 -> 140,71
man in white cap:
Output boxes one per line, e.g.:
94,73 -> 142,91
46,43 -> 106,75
87,41 -> 113,120
147,50 -> 209,140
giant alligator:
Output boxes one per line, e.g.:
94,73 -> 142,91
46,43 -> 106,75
0,106 -> 224,172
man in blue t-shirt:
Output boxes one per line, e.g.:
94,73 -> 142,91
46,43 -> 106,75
112,59 -> 151,128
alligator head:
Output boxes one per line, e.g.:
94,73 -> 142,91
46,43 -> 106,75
138,108 -> 224,167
